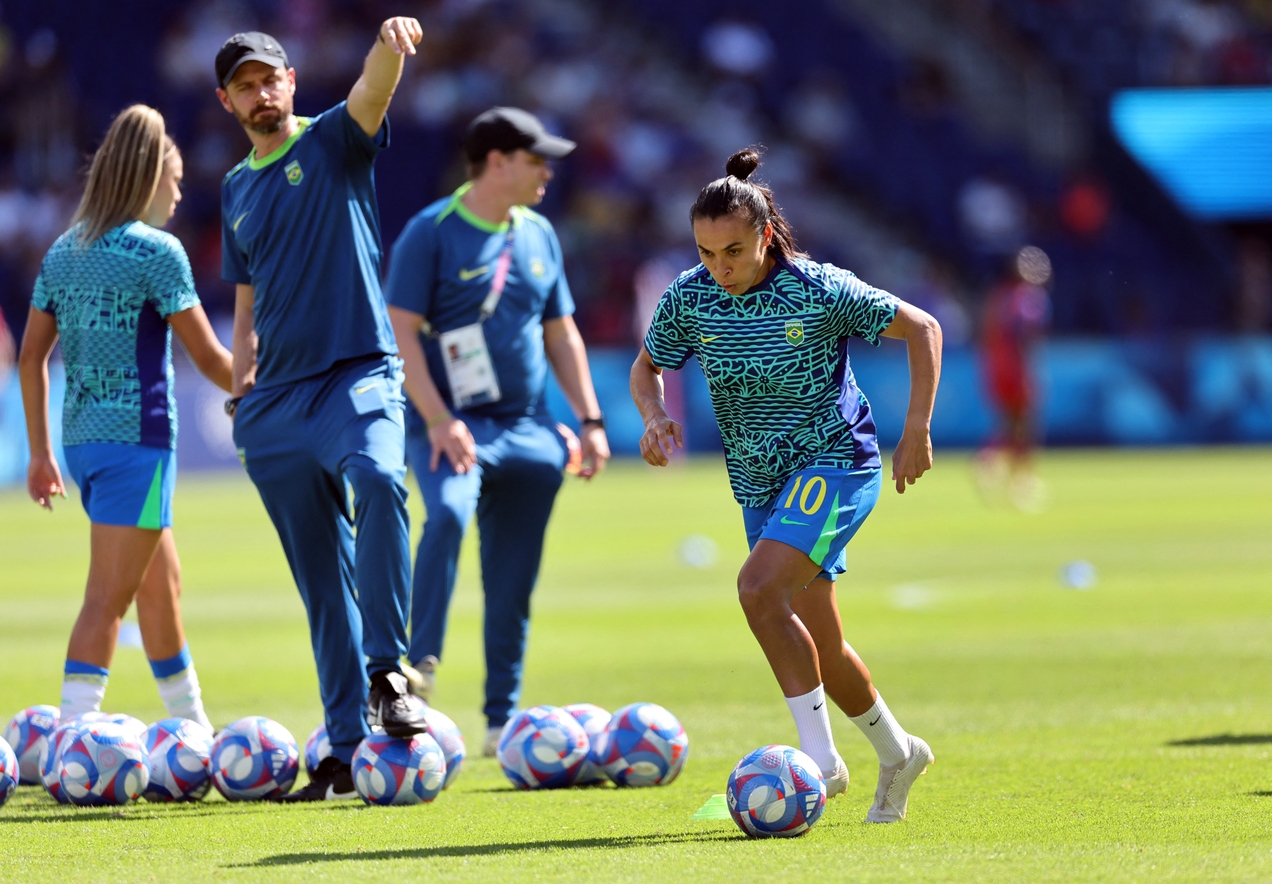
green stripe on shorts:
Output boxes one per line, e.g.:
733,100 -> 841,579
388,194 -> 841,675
808,491 -> 841,566
137,458 -> 165,530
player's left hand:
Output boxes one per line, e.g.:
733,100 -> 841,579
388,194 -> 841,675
891,421 -> 932,494
379,17 -> 423,55
577,426 -> 610,481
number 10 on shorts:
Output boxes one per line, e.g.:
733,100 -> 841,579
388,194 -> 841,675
783,474 -> 827,515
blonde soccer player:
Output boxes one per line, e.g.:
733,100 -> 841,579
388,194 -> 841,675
19,105 -> 232,731
631,149 -> 942,822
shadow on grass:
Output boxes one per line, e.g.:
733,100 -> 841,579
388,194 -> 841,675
232,831 -> 743,867
1248,791 -> 1272,797
0,799 -> 349,825
1168,734 -> 1272,747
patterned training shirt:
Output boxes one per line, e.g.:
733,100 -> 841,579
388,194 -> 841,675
643,257 -> 899,507
32,221 -> 200,449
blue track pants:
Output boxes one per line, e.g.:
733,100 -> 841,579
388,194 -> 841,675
233,355 -> 411,763
406,413 -> 565,727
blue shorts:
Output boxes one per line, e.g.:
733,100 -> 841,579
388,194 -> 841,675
63,443 -> 175,529
742,467 -> 882,582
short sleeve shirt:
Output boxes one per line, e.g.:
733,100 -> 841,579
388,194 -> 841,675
32,221 -> 200,449
384,185 -> 574,426
643,257 -> 899,507
221,102 -> 396,389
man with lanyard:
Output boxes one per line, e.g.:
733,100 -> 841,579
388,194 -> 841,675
216,20 -> 427,801
386,107 -> 610,755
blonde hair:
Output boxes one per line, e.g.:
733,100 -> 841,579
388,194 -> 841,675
72,105 -> 174,245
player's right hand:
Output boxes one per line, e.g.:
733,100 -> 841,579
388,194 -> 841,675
639,416 -> 683,467
428,416 -> 477,474
27,454 -> 66,510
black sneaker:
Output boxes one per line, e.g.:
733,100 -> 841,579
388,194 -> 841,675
279,756 -> 356,802
366,669 -> 429,737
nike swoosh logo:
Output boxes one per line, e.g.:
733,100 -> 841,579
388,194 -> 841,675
813,702 -> 823,710
700,335 -> 721,342
779,516 -> 808,526
868,716 -> 881,726
325,785 -> 357,801
459,265 -> 489,281
353,383 -> 378,394
232,212 -> 250,231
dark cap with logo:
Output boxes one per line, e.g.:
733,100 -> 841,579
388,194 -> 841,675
215,32 -> 290,89
462,107 -> 576,163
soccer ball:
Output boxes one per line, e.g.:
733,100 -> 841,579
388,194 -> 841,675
143,718 -> 214,802
351,731 -> 447,806
497,705 -> 590,790
303,723 -> 332,776
59,722 -> 151,806
98,713 -> 149,743
40,721 -> 92,804
0,736 -> 17,808
3,705 -> 60,785
209,716 -> 299,801
726,744 -> 826,838
423,708 -> 465,789
562,703 -> 611,785
594,702 -> 688,787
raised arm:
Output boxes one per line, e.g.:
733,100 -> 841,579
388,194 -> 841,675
543,316 -> 610,479
231,283 -> 258,400
880,300 -> 943,494
387,304 -> 476,474
169,305 -> 232,393
630,346 -> 683,467
346,17 -> 423,137
17,307 -> 65,509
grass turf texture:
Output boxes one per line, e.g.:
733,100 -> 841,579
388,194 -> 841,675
1,449 -> 1270,882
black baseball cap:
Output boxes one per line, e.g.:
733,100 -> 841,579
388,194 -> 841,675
215,32 -> 289,89
462,107 -> 576,163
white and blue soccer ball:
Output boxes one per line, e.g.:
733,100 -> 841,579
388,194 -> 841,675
303,723 -> 332,776
594,702 -> 688,787
562,703 -> 611,785
726,744 -> 826,838
143,718 -> 214,802
209,716 -> 299,801
97,713 -> 149,743
59,722 -> 151,806
424,708 -> 465,789
352,731 -> 447,805
40,721 -> 89,804
0,736 -> 18,808
497,705 -> 590,790
3,705 -> 60,785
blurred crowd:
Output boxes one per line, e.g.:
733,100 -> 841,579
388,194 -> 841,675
1,0 -> 1271,356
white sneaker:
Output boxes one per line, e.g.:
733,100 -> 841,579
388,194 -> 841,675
866,735 -> 933,823
482,725 -> 501,758
823,758 -> 849,799
401,656 -> 437,703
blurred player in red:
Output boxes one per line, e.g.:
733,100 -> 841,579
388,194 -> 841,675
976,245 -> 1050,510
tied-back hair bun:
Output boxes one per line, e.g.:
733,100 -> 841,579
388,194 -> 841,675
725,148 -> 761,182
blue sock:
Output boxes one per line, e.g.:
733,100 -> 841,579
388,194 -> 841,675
148,644 -> 193,680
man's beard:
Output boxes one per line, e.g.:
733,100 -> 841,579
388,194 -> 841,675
238,102 -> 290,135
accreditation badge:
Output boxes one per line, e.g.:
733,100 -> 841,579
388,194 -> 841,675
439,322 -> 502,410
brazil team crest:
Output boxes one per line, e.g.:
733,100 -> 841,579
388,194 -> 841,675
785,319 -> 805,346
284,159 -> 303,186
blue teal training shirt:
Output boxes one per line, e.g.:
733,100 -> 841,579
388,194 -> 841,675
384,184 -> 574,428
221,102 -> 396,389
643,257 -> 899,508
32,221 -> 200,449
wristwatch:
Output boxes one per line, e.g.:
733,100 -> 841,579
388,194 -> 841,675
224,396 -> 243,418
581,413 -> 605,431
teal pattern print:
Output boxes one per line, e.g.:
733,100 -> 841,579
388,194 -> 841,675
643,257 -> 899,507
31,221 -> 200,449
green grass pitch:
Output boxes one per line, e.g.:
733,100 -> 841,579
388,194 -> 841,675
1,449 -> 1271,882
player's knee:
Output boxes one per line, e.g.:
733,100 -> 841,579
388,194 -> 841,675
424,502 -> 468,539
736,572 -> 783,621
345,457 -> 406,500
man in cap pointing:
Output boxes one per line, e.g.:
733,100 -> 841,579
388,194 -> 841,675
386,107 -> 610,755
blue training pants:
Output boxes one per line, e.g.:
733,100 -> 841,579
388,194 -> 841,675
406,413 -> 566,727
233,355 -> 412,763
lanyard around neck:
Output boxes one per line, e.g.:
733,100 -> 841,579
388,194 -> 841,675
421,221 -> 516,339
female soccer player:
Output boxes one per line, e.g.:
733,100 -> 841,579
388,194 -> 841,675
631,149 -> 943,823
18,105 -> 232,731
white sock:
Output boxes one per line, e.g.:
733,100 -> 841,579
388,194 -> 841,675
61,660 -> 109,719
784,684 -> 842,776
155,666 -> 213,732
849,694 -> 910,766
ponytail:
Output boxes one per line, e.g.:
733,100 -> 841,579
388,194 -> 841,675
689,147 -> 806,261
